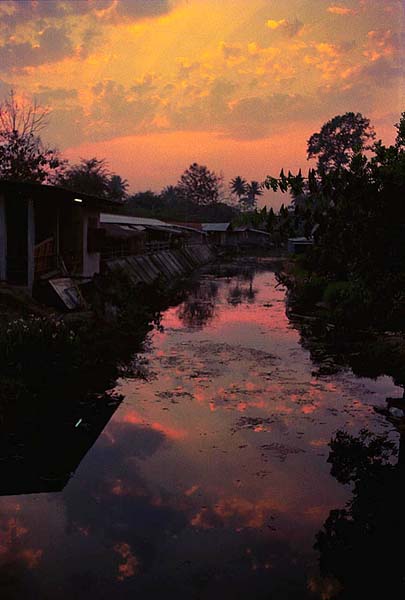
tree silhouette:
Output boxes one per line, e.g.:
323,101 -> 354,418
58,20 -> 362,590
307,112 -> 375,174
177,280 -> 219,329
314,427 -> 405,599
395,111 -> 405,148
245,180 -> 263,210
177,163 -> 222,206
230,175 -> 248,206
58,157 -> 127,202
0,89 -> 63,183
107,174 -> 129,203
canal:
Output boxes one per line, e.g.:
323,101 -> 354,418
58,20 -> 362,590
0,259 -> 402,598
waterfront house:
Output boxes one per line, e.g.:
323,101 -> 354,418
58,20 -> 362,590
287,236 -> 314,254
99,213 -> 185,255
201,222 -> 232,246
0,180 -> 108,293
232,226 -> 272,247
165,222 -> 208,245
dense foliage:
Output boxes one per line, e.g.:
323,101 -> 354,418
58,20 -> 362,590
266,111 -> 405,330
176,162 -> 224,206
56,157 -> 128,202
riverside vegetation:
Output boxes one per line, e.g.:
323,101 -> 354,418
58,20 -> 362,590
266,111 -> 405,334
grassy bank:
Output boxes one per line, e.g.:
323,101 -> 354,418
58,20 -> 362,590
0,270 -> 189,414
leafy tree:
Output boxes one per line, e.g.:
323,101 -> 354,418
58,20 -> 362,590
395,111 -> 405,148
0,89 -> 63,183
58,157 -> 128,202
266,111 -> 405,328
307,112 -> 375,174
230,175 -> 248,206
245,180 -> 263,209
266,207 -> 276,232
107,174 -> 129,203
160,185 -> 180,203
177,162 -> 223,206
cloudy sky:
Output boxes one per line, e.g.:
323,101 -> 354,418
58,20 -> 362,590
0,0 -> 403,201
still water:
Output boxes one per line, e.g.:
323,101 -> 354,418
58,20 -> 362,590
0,262 -> 402,598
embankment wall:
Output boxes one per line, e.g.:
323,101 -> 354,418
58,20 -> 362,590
105,244 -> 214,286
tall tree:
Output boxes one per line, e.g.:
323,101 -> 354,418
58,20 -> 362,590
245,180 -> 263,210
58,157 -> 128,202
307,112 -> 375,174
177,163 -> 223,206
107,174 -> 129,203
395,111 -> 405,148
0,89 -> 63,183
230,175 -> 248,206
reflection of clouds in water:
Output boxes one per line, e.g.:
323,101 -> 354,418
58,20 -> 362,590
59,418 -> 318,597
1,266 -> 402,598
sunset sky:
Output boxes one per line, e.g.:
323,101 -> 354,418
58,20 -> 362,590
0,0 -> 403,204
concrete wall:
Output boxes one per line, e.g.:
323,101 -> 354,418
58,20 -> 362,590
105,244 -> 214,286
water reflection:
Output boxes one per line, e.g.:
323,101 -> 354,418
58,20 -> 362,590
177,279 -> 219,329
313,425 -> 405,599
0,262 -> 403,599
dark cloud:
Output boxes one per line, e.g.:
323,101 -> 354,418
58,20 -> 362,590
87,78 -> 161,141
266,17 -> 304,38
116,0 -> 171,19
0,79 -> 13,99
284,18 -> 304,37
8,0 -> 113,20
222,92 -> 310,139
0,26 -> 73,70
35,87 -> 78,102
360,56 -> 402,85
6,0 -> 171,23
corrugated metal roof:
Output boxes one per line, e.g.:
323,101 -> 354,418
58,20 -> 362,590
202,222 -> 231,232
103,224 -> 145,239
234,227 -> 271,235
100,213 -> 168,227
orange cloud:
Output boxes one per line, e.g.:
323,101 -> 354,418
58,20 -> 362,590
364,29 -> 395,61
266,17 -> 304,37
191,496 -> 281,530
327,5 -> 357,16
266,18 -> 287,30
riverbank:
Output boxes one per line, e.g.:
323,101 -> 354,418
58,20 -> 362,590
0,245 -> 216,414
278,258 -> 405,396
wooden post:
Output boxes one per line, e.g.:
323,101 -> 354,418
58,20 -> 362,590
0,194 -> 6,281
27,198 -> 35,293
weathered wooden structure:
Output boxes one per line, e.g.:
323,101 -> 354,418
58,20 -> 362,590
0,181 -> 108,292
232,226 -> 272,247
202,222 -> 232,245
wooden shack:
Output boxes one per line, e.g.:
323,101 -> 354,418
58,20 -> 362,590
0,181 -> 108,292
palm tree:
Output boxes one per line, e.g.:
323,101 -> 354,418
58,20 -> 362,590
230,176 -> 248,208
245,180 -> 263,210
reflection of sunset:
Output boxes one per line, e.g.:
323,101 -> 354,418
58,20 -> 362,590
0,266 -> 401,596
114,542 -> 139,581
122,409 -> 187,440
115,270 -> 398,538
